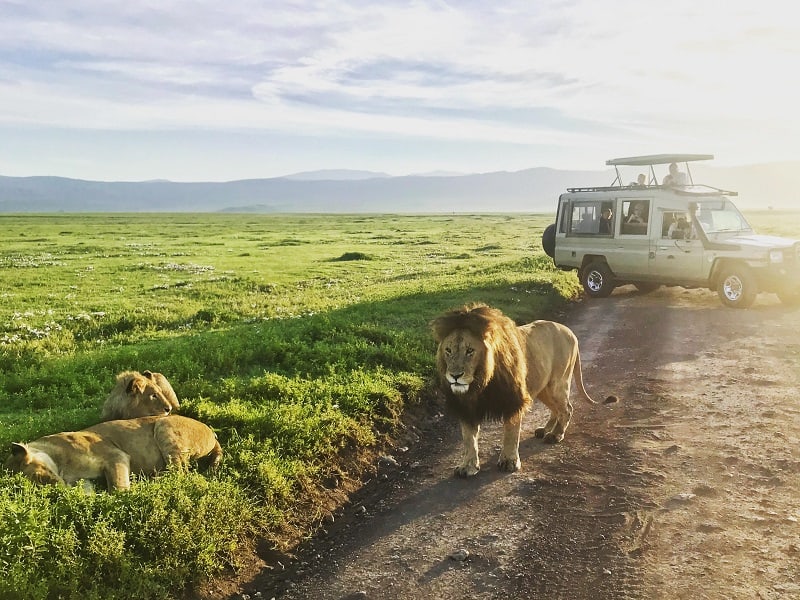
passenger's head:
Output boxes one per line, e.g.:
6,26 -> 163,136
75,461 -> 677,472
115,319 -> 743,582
669,162 -> 679,175
602,208 -> 612,218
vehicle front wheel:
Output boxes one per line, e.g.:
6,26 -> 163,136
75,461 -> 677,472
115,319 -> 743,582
581,261 -> 615,298
717,266 -> 757,308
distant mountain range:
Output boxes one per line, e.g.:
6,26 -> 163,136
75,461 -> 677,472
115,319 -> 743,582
281,169 -> 392,181
0,163 -> 796,213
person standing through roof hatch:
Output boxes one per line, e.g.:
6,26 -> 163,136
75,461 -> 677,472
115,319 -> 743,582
663,162 -> 688,186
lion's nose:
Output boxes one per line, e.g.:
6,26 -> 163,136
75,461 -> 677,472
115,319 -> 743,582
451,372 -> 464,382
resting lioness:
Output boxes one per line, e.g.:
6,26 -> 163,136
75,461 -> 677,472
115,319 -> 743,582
6,415 -> 222,492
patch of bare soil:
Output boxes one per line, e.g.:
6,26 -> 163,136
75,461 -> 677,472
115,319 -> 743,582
214,287 -> 800,600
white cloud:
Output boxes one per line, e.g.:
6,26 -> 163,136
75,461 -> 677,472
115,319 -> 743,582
1,0 -> 799,178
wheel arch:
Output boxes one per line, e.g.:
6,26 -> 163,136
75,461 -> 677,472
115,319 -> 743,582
709,257 -> 745,288
580,254 -> 612,274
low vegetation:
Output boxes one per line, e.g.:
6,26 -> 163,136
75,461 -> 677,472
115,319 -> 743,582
0,213 -> 579,599
3,210 -> 794,599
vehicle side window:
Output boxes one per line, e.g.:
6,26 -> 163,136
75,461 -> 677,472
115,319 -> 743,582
662,211 -> 691,239
568,202 -> 609,235
558,203 -> 570,234
620,200 -> 650,235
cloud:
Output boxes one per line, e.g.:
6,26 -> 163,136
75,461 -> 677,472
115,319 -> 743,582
1,0 -> 799,177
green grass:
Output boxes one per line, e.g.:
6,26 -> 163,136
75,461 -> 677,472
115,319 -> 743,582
3,210 -> 795,598
0,212 -> 580,599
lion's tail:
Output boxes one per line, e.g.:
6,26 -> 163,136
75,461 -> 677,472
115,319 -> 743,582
574,347 -> 620,405
573,349 -> 598,405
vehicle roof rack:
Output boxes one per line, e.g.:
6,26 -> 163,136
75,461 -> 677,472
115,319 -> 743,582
606,154 -> 714,167
565,184 -> 737,196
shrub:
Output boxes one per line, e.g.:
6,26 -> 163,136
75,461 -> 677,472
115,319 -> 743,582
0,473 -> 254,600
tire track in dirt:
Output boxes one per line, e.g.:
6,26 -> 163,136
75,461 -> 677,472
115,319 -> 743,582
223,287 -> 800,600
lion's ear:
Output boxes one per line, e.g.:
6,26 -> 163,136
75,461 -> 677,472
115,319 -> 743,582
142,370 -> 154,379
10,442 -> 28,457
126,376 -> 146,395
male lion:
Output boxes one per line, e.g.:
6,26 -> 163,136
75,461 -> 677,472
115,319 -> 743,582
100,370 -> 180,421
432,303 -> 611,477
6,415 -> 222,492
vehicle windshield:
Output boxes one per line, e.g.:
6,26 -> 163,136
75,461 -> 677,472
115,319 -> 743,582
695,199 -> 752,234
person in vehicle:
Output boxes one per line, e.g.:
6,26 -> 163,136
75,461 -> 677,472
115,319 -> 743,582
577,212 -> 596,233
668,216 -> 690,238
629,173 -> 647,186
599,207 -> 613,233
627,203 -> 647,224
663,162 -> 688,186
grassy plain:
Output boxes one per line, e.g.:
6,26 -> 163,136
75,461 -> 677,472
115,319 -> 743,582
1,210 -> 796,599
0,212 -> 577,599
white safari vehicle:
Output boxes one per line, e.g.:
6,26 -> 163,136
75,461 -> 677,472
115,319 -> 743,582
542,154 -> 800,308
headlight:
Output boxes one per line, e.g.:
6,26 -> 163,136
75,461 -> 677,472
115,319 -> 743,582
769,249 -> 784,263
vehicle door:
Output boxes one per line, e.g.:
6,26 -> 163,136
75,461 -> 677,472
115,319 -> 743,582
650,208 -> 705,283
555,198 -> 616,266
606,198 -> 653,278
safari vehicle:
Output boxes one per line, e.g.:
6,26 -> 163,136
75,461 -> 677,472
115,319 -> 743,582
541,154 -> 800,308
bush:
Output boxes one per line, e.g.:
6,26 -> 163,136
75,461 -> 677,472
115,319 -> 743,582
0,473 -> 254,600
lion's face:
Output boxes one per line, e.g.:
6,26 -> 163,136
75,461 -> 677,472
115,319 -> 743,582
438,328 -> 490,395
127,376 -> 174,418
6,444 -> 63,485
101,371 -> 180,421
143,371 -> 180,411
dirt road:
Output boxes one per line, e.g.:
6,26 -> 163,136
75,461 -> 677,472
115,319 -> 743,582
232,286 -> 800,600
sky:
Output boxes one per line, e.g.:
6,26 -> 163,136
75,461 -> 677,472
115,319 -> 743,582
1,0 -> 799,182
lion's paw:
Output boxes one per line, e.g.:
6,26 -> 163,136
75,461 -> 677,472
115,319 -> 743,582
497,456 -> 521,472
533,427 -> 547,438
454,464 -> 480,478
542,432 -> 564,444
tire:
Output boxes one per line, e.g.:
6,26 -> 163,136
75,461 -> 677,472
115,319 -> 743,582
542,224 -> 556,259
716,265 -> 757,308
633,282 -> 661,294
581,261 -> 615,298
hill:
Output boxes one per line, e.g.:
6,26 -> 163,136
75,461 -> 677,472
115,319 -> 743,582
0,162 -> 796,213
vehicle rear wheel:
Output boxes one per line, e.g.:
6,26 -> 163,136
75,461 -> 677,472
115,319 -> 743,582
717,265 -> 757,308
581,261 -> 615,298
542,224 -> 556,259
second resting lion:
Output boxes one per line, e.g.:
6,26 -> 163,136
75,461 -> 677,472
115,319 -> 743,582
6,415 -> 222,492
432,303 -> 613,477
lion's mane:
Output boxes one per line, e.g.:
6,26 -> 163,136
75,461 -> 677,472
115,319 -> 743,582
432,303 -> 531,426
